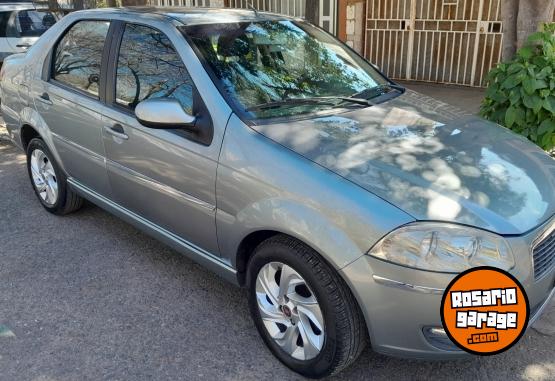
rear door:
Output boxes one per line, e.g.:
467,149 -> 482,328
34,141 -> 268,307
33,19 -> 113,197
6,9 -> 57,53
101,22 -> 220,255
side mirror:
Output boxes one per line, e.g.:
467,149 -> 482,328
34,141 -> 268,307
135,98 -> 196,129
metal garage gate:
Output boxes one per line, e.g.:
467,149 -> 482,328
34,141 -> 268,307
150,0 -> 337,34
227,0 -> 307,18
224,0 -> 337,34
365,0 -> 503,87
151,0 -> 217,6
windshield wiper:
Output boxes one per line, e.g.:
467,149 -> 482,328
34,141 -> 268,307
352,83 -> 405,100
245,96 -> 372,112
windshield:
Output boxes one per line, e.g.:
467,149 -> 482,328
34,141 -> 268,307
183,20 -> 389,120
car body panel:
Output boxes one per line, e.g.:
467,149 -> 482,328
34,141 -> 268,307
98,15 -> 233,255
216,114 -> 415,270
252,90 -> 555,235
0,36 -> 36,61
342,215 -> 555,358
35,83 -> 113,198
0,52 -> 26,138
102,109 -> 223,255
4,36 -> 36,53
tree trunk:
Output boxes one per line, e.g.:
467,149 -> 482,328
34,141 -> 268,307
106,0 -> 118,7
516,0 -> 555,48
47,0 -> 59,11
501,0 -> 519,60
305,0 -> 319,26
73,0 -> 84,10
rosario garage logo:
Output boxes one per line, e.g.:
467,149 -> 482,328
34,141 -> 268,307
441,267 -> 530,355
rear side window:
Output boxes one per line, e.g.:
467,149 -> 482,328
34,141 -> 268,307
52,20 -> 110,97
11,10 -> 56,37
115,23 -> 194,113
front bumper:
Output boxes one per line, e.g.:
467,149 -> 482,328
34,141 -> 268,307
341,218 -> 555,360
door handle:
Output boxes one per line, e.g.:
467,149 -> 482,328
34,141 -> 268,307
16,43 -> 31,48
103,124 -> 129,140
37,92 -> 53,105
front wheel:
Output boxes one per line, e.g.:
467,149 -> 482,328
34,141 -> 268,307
247,235 -> 367,378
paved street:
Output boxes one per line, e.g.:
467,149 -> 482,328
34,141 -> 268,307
1,97 -> 554,380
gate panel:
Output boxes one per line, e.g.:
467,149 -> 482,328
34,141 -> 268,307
227,0 -> 307,18
320,0 -> 337,33
365,0 -> 411,80
365,0 -> 503,87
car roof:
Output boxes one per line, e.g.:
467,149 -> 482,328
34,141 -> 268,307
78,6 -> 297,25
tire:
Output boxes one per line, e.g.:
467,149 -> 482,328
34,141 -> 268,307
247,235 -> 367,378
26,138 -> 83,215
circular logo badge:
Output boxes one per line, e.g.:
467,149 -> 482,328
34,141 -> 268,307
441,267 -> 530,355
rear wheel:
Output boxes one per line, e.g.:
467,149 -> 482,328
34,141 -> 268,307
247,235 -> 367,378
26,138 -> 83,215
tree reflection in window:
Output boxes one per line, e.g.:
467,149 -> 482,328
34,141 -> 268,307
116,24 -> 193,114
185,20 -> 387,119
53,21 -> 110,97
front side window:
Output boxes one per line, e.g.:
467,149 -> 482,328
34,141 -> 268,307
115,23 -> 194,113
52,20 -> 110,97
184,20 -> 388,120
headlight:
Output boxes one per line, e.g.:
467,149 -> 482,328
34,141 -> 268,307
368,223 -> 514,272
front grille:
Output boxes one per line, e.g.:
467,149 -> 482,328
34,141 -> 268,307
533,228 -> 555,281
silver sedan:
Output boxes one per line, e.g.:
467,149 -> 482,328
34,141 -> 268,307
1,7 -> 554,378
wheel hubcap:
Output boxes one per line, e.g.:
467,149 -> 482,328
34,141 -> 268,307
30,149 -> 58,206
255,262 -> 325,360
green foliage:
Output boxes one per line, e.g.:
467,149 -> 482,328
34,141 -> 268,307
480,23 -> 555,152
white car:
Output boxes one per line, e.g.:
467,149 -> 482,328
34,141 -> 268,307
0,1 -> 57,64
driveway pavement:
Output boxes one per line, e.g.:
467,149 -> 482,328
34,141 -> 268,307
1,88 -> 554,381
400,81 -> 485,114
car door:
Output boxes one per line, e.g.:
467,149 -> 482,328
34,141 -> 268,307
101,22 -> 219,255
33,19 -> 113,197
5,9 -> 57,53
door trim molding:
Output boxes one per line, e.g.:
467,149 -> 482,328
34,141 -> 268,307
53,131 -> 216,212
51,132 -> 105,165
67,178 -> 238,285
106,159 -> 216,212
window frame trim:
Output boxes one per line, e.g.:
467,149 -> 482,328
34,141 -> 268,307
0,11 -> 13,38
47,18 -> 115,102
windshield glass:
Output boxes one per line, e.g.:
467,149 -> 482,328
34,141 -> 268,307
183,20 -> 388,120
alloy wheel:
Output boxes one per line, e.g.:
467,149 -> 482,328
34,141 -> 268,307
30,149 -> 58,206
255,261 -> 325,360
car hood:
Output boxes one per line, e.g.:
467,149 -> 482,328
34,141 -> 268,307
252,90 -> 555,235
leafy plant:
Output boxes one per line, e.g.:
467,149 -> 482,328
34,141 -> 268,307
480,23 -> 555,153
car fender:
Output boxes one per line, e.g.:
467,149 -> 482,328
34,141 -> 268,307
216,115 -> 415,274
218,197 -> 367,271
18,106 -> 66,173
